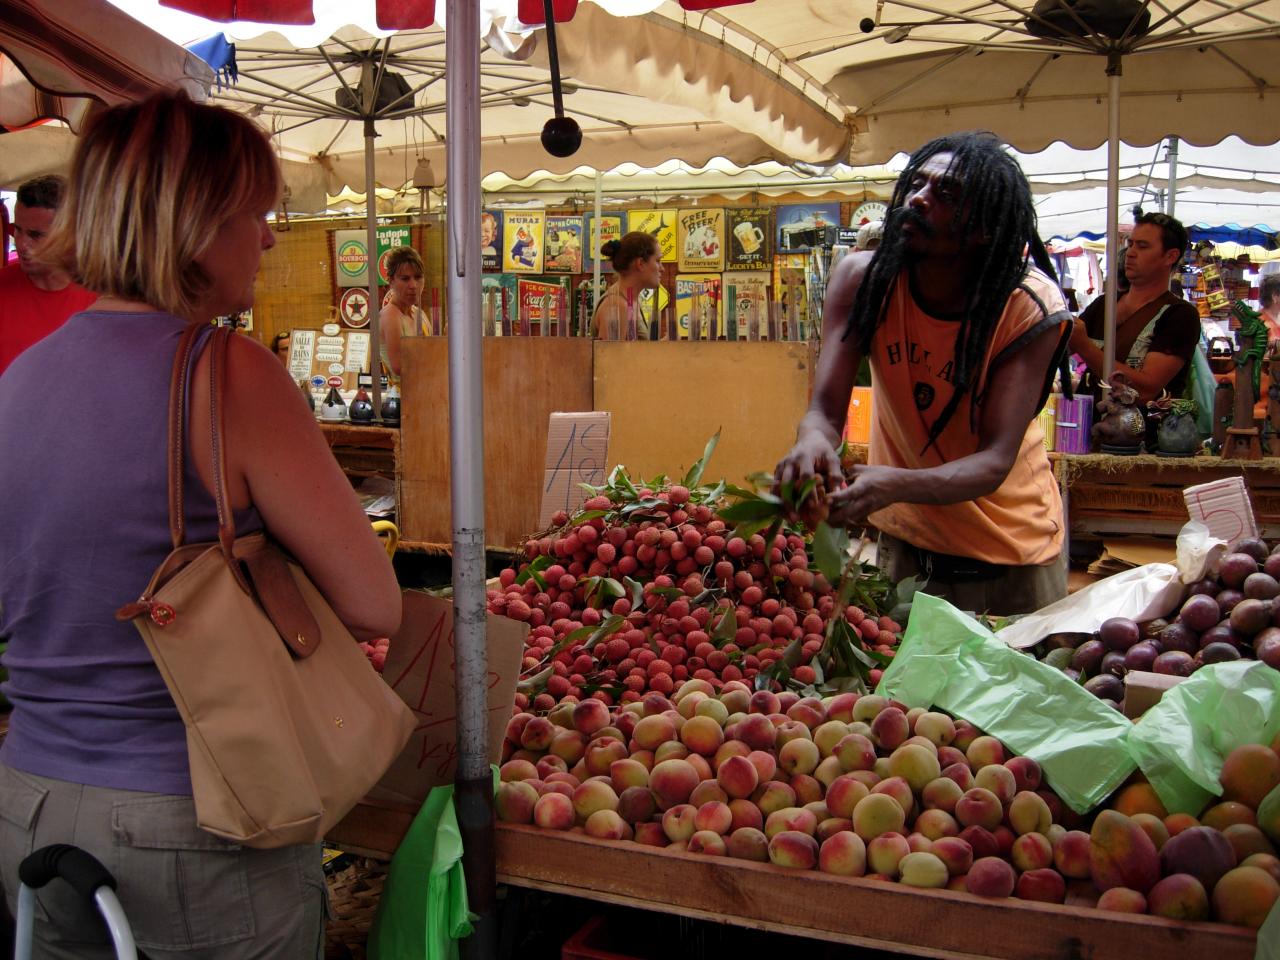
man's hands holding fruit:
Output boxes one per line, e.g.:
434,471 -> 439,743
775,434 -> 906,528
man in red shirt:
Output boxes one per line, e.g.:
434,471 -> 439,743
0,176 -> 98,376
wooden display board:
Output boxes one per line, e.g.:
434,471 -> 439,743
594,340 -> 815,489
398,336 -> 594,550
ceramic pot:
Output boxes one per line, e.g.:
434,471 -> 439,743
320,386 -> 347,421
380,383 -> 401,425
350,387 -> 374,425
1157,411 -> 1201,456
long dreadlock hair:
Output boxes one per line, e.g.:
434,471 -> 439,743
843,131 -> 1062,453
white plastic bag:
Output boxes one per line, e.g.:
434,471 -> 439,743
995,522 -> 1226,650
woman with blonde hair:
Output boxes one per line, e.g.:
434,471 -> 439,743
0,91 -> 401,957
592,231 -> 662,340
379,244 -> 426,377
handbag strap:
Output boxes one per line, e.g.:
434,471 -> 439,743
207,325 -> 239,559
166,323 -> 204,550
165,323 -> 239,563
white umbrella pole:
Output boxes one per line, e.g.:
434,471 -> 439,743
1102,58 -> 1121,381
1166,135 -> 1179,219
446,0 -> 495,955
592,170 -> 603,317
365,120 -> 383,418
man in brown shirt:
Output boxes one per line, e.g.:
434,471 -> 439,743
1070,212 -> 1200,403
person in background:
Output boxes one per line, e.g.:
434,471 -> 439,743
855,219 -> 883,252
0,175 -> 98,376
0,92 -> 401,958
1069,212 -> 1200,404
1260,274 -> 1280,340
1,200 -> 9,263
379,245 -> 425,378
776,131 -> 1072,615
272,329 -> 292,364
592,232 -> 661,340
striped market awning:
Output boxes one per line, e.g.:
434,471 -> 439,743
0,0 -> 213,131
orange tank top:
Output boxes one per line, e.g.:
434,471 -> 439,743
867,267 -> 1066,566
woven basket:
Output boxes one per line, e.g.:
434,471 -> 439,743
325,857 -> 388,960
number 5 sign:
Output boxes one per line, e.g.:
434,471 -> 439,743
538,412 -> 611,529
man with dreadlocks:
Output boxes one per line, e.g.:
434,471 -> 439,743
777,132 -> 1072,615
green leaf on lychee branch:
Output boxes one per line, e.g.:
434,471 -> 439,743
515,665 -> 553,695
581,576 -> 626,609
711,607 -> 737,644
716,498 -> 784,523
682,429 -> 721,490
811,521 -> 850,584
515,554 -> 552,589
580,615 -> 626,651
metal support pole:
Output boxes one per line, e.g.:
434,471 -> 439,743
1102,56 -> 1122,382
447,1 -> 495,957
1166,135 -> 1179,219
365,116 -> 383,419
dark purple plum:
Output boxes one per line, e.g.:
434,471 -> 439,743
1101,651 -> 1127,676
1217,589 -> 1245,615
1219,553 -> 1260,589
1158,622 -> 1199,656
1200,642 -> 1243,664
1230,598 -> 1273,637
1256,628 -> 1280,669
1266,554 -> 1280,580
1123,642 -> 1160,673
1084,674 -> 1125,701
1198,623 -> 1242,649
1141,618 -> 1168,640
1230,537 -> 1269,563
1070,639 -> 1106,675
1099,617 -> 1141,652
1153,651 -> 1196,677
1179,594 -> 1221,633
1244,572 -> 1280,601
1187,578 -> 1219,597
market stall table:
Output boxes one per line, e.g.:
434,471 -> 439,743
324,812 -> 1258,960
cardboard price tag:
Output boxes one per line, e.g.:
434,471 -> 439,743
366,591 -> 526,805
538,412 -> 611,528
1183,477 -> 1259,544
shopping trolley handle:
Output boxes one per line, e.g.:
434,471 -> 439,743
19,844 -> 116,900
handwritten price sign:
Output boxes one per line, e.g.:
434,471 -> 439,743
538,412 -> 611,528
366,591 -> 527,805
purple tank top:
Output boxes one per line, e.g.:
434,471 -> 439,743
0,311 -> 261,794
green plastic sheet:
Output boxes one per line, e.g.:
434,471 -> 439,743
367,783 -> 472,960
1128,660 -> 1280,816
1259,899 -> 1280,960
876,592 -> 1135,813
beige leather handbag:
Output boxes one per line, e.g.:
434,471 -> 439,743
117,323 -> 414,848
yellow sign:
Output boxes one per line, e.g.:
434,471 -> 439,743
627,208 -> 678,262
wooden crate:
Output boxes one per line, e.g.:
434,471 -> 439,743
398,336 -> 594,550
594,340 -> 816,489
494,825 -> 1255,960
1060,454 -> 1280,539
324,809 -> 1257,960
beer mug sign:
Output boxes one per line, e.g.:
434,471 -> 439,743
733,221 -> 764,254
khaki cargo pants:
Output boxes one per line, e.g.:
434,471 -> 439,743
0,764 -> 327,959
876,532 -> 1068,617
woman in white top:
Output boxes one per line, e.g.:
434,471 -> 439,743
592,231 -> 662,340
379,245 -> 427,378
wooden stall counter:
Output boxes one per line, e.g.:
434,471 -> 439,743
595,340 -> 816,490
398,336 -> 594,551
324,812 -> 1256,960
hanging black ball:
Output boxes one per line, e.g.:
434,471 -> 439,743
859,17 -> 875,32
541,115 -> 582,158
